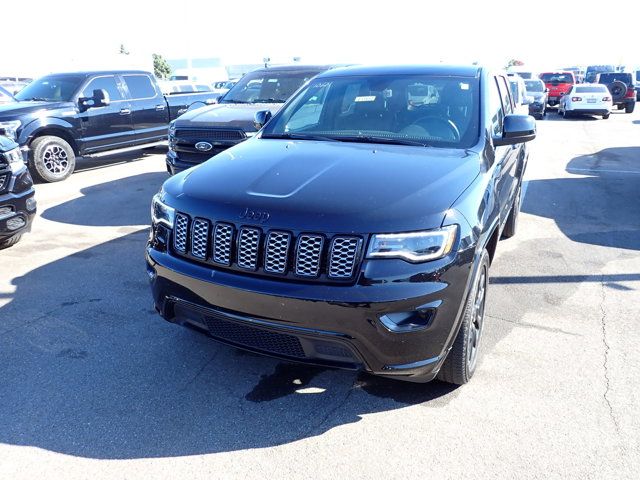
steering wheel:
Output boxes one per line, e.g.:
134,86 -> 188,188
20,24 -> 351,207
411,116 -> 460,142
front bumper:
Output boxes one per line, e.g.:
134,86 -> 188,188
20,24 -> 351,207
146,242 -> 475,382
0,169 -> 36,241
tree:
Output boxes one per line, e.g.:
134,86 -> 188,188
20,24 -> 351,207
153,53 -> 172,80
505,58 -> 525,69
119,44 -> 130,55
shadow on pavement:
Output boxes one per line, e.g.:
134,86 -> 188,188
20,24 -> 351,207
0,231 -> 458,460
521,147 -> 640,251
41,172 -> 168,226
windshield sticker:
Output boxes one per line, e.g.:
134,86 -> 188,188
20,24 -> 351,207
355,95 -> 376,102
460,83 -> 470,90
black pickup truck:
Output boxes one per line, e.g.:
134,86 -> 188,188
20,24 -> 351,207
147,65 -> 535,385
166,65 -> 333,175
0,70 -> 218,182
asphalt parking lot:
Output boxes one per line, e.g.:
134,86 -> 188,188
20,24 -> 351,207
1,110 -> 639,479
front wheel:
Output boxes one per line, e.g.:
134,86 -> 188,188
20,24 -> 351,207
29,136 -> 76,183
0,234 -> 22,250
437,249 -> 490,385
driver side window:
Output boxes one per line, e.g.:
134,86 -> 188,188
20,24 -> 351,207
82,76 -> 123,101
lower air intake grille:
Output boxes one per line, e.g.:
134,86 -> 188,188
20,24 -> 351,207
203,313 -> 306,358
174,213 -> 189,253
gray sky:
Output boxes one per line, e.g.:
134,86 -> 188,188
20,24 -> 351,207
4,0 -> 635,76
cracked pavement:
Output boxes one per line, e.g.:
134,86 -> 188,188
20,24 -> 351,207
1,109 -> 639,479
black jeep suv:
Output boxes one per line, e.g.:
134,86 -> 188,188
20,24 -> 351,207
147,65 -> 535,385
597,72 -> 636,113
0,135 -> 36,249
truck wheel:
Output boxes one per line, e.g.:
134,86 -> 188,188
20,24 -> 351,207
625,102 -> 635,114
0,234 -> 22,250
30,136 -> 76,183
437,249 -> 490,385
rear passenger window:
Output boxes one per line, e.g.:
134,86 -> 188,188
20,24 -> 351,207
81,76 -> 123,101
123,75 -> 157,99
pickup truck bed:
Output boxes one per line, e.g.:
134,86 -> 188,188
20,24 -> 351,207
0,70 -> 217,182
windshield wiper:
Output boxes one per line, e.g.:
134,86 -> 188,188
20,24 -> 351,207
335,135 -> 429,147
220,99 -> 249,104
27,97 -> 50,102
253,98 -> 286,104
261,132 -> 339,142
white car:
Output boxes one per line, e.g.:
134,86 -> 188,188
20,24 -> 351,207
508,75 -> 531,115
559,84 -> 612,119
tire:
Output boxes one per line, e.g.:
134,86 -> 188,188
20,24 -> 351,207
608,81 -> 627,102
603,113 -> 610,119
437,249 -> 490,385
625,102 -> 635,114
501,183 -> 522,239
0,234 -> 22,250
29,136 -> 76,183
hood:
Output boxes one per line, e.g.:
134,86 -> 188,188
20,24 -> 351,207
0,100 -> 72,119
0,134 -> 18,152
174,103 -> 285,132
162,138 -> 480,233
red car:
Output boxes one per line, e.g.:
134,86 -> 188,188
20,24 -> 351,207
539,72 -> 576,107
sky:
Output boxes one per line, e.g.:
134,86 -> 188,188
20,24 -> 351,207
3,0 -> 637,77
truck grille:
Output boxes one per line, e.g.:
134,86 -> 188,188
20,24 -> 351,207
0,173 -> 8,193
176,129 -> 246,141
171,212 -> 363,282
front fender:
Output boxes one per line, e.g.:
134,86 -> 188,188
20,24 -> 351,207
18,115 -> 78,146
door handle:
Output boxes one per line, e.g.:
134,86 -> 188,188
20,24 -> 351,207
120,108 -> 132,115
155,105 -> 166,111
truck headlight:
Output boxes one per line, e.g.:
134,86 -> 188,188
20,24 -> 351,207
366,225 -> 457,263
3,147 -> 25,173
0,120 -> 21,141
151,193 -> 175,228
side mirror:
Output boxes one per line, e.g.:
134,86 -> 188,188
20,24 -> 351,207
79,89 -> 110,111
254,110 -> 272,130
493,114 -> 536,146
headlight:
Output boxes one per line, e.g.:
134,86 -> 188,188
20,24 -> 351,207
151,193 -> 175,228
366,225 -> 457,263
3,147 -> 25,173
0,120 -> 21,141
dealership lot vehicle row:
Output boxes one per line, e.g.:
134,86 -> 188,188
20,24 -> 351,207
0,105 -> 638,478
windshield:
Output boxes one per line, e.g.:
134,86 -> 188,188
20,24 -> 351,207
15,75 -> 84,102
524,80 -> 544,93
221,70 -> 322,104
262,74 -> 480,148
0,85 -> 15,103
540,73 -> 573,84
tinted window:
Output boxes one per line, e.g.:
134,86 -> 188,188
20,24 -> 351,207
540,73 -> 574,84
264,74 -> 480,148
488,77 -> 504,136
123,75 -> 157,99
575,86 -> 608,93
598,73 -> 632,84
81,76 -> 123,100
524,80 -> 544,92
15,75 -> 84,102
496,76 -> 513,114
222,70 -> 323,104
